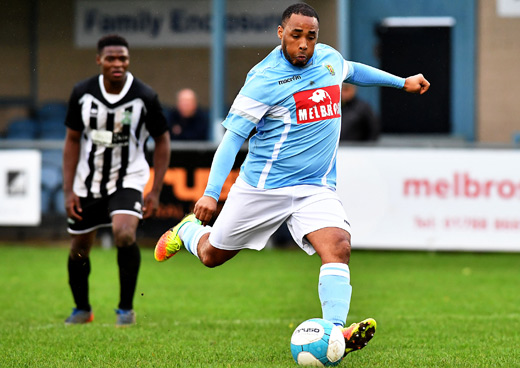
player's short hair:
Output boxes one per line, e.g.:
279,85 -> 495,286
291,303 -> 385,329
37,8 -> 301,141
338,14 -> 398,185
97,34 -> 129,54
281,3 -> 319,27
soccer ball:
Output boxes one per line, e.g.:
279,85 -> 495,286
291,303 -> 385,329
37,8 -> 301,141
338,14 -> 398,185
290,318 -> 345,367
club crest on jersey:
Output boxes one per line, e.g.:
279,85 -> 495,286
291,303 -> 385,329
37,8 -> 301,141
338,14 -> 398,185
325,64 -> 335,76
122,111 -> 132,125
294,85 -> 341,124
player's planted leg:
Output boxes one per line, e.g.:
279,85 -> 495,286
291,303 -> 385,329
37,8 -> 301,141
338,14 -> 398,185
65,308 -> 94,324
115,309 -> 136,326
66,235 -> 94,325
318,263 -> 352,326
308,228 -> 376,356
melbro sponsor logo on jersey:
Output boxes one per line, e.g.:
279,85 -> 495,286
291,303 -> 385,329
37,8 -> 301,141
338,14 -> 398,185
294,85 -> 340,124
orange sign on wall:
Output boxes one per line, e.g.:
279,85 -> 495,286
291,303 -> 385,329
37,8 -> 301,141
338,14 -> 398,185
144,167 -> 240,219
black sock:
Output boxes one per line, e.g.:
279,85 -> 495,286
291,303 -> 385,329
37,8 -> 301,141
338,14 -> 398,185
117,243 -> 141,310
68,255 -> 91,311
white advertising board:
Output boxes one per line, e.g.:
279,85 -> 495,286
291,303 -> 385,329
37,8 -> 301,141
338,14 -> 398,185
336,148 -> 520,251
75,0 -> 293,48
0,150 -> 41,226
497,0 -> 520,17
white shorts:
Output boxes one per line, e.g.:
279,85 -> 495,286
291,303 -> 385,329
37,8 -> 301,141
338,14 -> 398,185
208,177 -> 351,255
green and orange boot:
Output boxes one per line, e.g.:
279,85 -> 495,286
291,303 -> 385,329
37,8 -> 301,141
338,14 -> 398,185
154,214 -> 201,262
342,318 -> 377,357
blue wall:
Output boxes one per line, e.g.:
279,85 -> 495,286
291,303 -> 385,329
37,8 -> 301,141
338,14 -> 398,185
349,0 -> 476,140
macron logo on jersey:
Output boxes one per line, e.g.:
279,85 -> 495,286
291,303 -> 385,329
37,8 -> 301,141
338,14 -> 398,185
294,85 -> 341,124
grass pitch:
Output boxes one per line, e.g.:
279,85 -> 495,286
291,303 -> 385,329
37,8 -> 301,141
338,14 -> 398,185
0,243 -> 519,367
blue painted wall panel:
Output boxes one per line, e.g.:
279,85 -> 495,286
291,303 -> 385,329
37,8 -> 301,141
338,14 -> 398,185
348,0 -> 476,140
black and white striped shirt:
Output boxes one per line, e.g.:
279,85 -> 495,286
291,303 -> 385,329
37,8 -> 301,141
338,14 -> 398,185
65,73 -> 168,198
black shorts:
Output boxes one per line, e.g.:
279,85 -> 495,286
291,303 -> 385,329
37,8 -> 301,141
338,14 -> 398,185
67,188 -> 143,234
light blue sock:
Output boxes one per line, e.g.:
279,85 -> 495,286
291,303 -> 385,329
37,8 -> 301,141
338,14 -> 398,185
318,263 -> 352,327
179,222 -> 211,259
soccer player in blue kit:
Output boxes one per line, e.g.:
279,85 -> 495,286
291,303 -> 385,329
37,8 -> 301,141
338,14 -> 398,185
155,3 -> 429,357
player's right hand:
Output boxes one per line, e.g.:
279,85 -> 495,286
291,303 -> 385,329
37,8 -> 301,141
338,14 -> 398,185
194,195 -> 218,225
403,73 -> 430,94
64,191 -> 83,221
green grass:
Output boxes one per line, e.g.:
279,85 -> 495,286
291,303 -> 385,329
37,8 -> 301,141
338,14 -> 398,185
0,244 -> 519,367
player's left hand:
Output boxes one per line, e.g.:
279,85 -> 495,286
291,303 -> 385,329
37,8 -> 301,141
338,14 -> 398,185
403,74 -> 430,94
142,192 -> 159,219
194,195 -> 218,226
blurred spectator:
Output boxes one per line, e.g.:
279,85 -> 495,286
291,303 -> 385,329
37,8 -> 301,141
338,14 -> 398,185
169,88 -> 209,140
340,83 -> 380,142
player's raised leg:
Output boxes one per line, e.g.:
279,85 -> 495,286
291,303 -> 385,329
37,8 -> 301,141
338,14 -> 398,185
155,213 -> 240,268
154,214 -> 203,261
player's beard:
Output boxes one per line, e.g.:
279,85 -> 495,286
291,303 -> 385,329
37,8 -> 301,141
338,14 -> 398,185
282,46 -> 307,67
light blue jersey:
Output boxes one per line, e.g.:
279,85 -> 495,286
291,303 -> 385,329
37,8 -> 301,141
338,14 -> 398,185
224,44 -> 355,190
205,43 -> 405,199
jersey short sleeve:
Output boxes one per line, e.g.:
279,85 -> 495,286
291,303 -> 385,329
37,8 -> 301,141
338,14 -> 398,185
143,92 -> 168,138
222,71 -> 272,139
65,78 -> 97,131
128,79 -> 168,138
342,59 -> 353,82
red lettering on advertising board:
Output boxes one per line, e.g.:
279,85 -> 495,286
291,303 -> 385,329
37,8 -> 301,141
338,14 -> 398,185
403,172 -> 520,200
413,216 -> 520,232
495,219 -> 520,230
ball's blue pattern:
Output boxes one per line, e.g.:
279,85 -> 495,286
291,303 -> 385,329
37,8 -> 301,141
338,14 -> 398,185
290,318 -> 343,367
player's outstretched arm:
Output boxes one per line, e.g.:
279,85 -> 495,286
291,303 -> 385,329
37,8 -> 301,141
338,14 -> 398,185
345,62 -> 430,95
403,74 -> 430,94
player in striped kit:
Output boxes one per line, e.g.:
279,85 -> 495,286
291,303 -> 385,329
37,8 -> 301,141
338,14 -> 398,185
155,3 -> 429,356
63,34 -> 170,326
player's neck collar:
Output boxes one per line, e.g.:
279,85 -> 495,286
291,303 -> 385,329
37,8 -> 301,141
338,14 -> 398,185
98,73 -> 134,104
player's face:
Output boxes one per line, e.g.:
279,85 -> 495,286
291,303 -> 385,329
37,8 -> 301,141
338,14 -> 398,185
278,13 -> 319,67
97,46 -> 130,84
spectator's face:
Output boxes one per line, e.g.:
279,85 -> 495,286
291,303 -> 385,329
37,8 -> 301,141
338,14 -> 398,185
278,14 -> 318,67
177,90 -> 197,118
97,46 -> 130,84
341,85 -> 357,103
